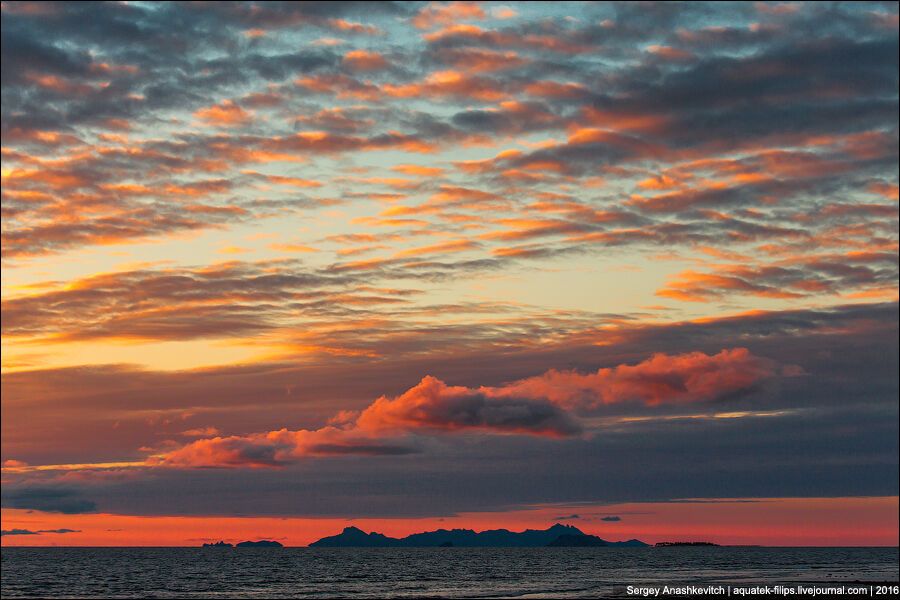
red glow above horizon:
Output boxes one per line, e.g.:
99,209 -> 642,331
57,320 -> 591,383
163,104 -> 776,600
2,1 -> 897,549
3,497 -> 898,548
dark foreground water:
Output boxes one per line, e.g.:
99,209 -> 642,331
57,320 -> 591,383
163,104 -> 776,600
1,547 -> 898,598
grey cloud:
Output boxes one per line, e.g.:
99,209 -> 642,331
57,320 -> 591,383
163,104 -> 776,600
3,487 -> 97,514
1,528 -> 81,536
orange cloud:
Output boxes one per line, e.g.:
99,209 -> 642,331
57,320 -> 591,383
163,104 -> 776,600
181,427 -> 221,437
268,243 -> 319,253
657,269 -> 803,302
264,130 -> 437,155
155,426 -> 413,468
295,74 -> 382,100
194,100 -> 253,126
393,239 -> 479,258
646,45 -> 695,61
582,107 -> 670,133
423,24 -> 590,54
638,174 -> 684,190
525,80 -> 587,98
384,70 -> 507,102
343,50 -> 390,71
381,184 -> 507,216
868,181 -> 899,201
412,1 -> 485,29
327,19 -> 381,35
1,127 -> 82,147
491,6 -> 518,19
354,376 -> 580,436
435,48 -> 528,72
493,349 -> 776,410
391,164 -> 445,177
155,378 -> 578,467
150,349 -> 774,468
247,172 -> 323,188
654,249 -> 895,303
24,72 -> 95,95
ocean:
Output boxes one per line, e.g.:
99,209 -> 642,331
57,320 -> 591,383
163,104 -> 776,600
2,547 -> 897,598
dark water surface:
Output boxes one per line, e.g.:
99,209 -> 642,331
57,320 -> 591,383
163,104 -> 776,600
2,547 -> 898,598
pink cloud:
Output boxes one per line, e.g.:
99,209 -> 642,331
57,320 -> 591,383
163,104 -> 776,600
411,2 -> 485,30
355,375 -> 580,436
491,348 -> 776,409
154,349 -> 775,468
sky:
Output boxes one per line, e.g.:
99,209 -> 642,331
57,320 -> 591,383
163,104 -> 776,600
1,0 -> 898,547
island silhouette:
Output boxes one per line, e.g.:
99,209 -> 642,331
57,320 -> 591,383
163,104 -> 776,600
654,541 -> 719,547
197,528 -> 725,548
202,540 -> 283,548
236,540 -> 283,547
308,523 -> 649,548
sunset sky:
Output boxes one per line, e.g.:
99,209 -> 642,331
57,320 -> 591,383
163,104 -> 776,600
2,1 -> 898,547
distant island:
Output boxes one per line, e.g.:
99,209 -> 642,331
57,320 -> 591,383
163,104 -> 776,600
236,540 -> 283,548
309,524 -> 649,548
199,529 -> 723,549
202,540 -> 283,548
655,541 -> 719,547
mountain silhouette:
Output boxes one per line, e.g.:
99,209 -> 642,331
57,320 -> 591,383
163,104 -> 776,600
309,524 -> 648,548
311,526 -> 402,547
547,533 -> 608,546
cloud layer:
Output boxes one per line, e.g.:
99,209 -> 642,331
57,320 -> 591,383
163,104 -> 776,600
1,1 -> 896,529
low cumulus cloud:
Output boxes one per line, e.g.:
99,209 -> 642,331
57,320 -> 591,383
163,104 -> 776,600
354,375 -> 582,436
156,427 -> 419,468
155,348 -> 775,468
492,348 -> 776,410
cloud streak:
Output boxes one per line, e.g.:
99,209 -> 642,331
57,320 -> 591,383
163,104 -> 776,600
491,348 -> 776,410
0,528 -> 81,536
